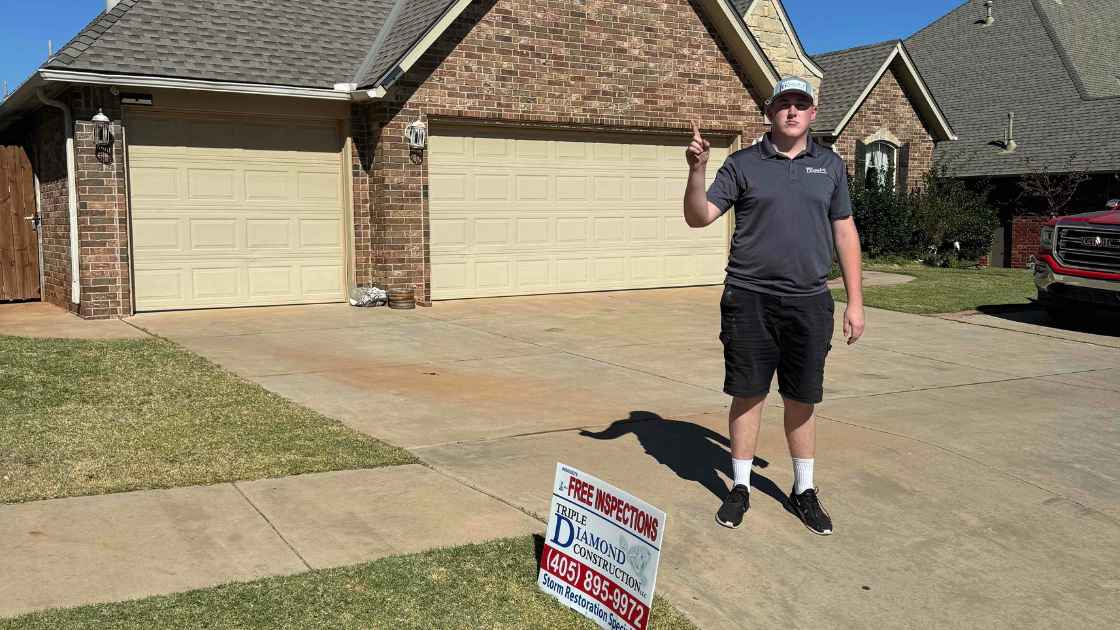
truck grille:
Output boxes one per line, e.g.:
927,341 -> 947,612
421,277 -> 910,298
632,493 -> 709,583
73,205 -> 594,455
1055,225 -> 1120,273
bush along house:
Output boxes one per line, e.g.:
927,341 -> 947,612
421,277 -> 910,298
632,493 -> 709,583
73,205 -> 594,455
0,0 -> 784,318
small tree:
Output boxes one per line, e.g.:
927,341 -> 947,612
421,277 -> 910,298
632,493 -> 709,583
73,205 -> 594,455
1018,155 -> 1089,216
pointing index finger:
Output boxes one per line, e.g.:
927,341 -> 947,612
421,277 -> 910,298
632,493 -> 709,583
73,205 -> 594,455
690,120 -> 701,140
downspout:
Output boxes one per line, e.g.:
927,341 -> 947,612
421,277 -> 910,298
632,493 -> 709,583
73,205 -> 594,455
37,89 -> 80,306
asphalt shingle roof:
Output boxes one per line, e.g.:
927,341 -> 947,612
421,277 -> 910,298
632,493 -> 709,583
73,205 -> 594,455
354,0 -> 460,88
811,40 -> 899,133
47,0 -> 398,89
906,0 -> 1120,177
1034,0 -> 1120,100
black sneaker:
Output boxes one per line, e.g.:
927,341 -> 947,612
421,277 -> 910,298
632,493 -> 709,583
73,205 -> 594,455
788,487 -> 833,535
716,484 -> 750,529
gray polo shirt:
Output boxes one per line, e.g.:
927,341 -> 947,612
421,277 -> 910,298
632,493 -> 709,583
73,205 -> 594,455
707,134 -> 852,297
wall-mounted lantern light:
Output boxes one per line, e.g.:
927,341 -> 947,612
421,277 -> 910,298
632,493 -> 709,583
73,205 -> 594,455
92,109 -> 112,148
406,117 -> 428,164
406,118 -> 428,150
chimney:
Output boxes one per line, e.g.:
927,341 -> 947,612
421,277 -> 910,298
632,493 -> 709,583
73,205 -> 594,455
983,1 -> 995,26
107,0 -> 121,11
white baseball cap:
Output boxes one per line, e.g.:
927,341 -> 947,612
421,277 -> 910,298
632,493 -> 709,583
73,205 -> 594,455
767,76 -> 815,106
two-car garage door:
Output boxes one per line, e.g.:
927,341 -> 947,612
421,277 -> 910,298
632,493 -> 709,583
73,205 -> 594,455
128,113 -> 347,311
428,128 -> 731,300
128,117 -> 729,310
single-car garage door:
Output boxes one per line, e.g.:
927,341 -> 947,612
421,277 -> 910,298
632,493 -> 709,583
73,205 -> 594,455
429,127 -> 731,300
128,112 -> 348,311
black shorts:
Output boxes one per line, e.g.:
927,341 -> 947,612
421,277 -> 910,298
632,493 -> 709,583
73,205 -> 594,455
719,284 -> 835,404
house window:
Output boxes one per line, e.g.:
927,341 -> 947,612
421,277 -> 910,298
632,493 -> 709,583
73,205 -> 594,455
864,140 -> 898,189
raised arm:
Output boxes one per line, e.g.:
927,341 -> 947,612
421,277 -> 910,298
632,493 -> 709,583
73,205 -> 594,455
683,121 -> 724,228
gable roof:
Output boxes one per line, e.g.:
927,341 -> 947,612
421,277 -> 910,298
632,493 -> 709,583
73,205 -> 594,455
47,0 -> 398,89
1,0 -> 779,115
812,39 -> 955,141
812,40 -> 897,132
906,0 -> 1120,177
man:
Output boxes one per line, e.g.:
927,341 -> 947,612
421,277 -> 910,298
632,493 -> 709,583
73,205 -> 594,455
683,77 -> 865,535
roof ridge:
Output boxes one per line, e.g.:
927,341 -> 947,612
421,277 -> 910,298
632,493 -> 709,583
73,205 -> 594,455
813,38 -> 899,60
48,0 -> 140,67
351,0 -> 409,86
1029,0 -> 1093,101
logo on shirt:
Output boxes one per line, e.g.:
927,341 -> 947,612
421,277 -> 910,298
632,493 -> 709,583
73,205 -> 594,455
805,167 -> 827,175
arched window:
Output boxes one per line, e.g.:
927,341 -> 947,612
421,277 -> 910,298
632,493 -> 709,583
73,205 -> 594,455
864,140 -> 898,189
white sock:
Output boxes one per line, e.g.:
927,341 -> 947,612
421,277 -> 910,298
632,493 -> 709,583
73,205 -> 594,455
792,458 -> 815,494
732,457 -> 753,490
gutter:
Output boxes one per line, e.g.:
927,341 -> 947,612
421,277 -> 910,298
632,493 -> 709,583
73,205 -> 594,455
36,89 -> 81,306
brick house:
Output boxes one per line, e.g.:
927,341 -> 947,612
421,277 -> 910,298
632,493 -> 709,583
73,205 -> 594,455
0,0 -> 782,317
811,41 -> 956,194
733,1 -> 956,192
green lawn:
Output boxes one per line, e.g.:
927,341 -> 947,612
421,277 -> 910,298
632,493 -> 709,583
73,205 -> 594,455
832,262 -> 1035,315
0,336 -> 415,504
0,536 -> 696,630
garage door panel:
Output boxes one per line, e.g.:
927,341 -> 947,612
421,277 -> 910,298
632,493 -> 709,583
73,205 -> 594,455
430,128 -> 730,300
132,218 -> 182,251
130,113 -> 345,311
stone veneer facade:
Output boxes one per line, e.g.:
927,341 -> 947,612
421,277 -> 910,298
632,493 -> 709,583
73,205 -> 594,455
742,0 -> 822,92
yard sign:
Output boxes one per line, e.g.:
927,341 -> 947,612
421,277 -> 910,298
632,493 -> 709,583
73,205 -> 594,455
538,463 -> 666,630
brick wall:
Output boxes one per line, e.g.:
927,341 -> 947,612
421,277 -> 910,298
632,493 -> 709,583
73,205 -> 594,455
70,86 -> 130,319
31,109 -> 73,311
1011,215 -> 1047,268
743,0 -> 821,92
356,0 -> 769,302
831,64 -> 936,192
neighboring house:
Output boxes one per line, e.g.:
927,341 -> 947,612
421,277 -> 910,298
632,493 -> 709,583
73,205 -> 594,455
734,0 -> 956,194
812,40 -> 956,193
906,0 -> 1120,266
0,0 -> 781,318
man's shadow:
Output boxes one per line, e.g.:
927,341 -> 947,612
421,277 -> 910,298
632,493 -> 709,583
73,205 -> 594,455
579,411 -> 787,506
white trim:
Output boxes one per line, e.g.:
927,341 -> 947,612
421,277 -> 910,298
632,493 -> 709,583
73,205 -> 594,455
894,46 -> 957,140
829,43 -> 957,141
758,0 -> 824,79
38,69 -> 352,101
372,0 -> 475,89
701,0 -> 780,93
36,89 -> 81,305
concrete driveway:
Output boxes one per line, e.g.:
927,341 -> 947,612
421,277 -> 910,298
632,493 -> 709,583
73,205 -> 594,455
131,288 -> 1120,629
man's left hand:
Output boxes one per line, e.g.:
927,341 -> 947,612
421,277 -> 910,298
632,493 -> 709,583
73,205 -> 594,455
843,305 -> 865,345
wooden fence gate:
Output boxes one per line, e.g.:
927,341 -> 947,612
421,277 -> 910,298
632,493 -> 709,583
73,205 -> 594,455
0,145 -> 40,301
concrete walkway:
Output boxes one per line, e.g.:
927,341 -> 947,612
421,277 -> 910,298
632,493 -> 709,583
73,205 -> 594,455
0,302 -> 147,339
3,279 -> 1117,628
0,466 -> 539,618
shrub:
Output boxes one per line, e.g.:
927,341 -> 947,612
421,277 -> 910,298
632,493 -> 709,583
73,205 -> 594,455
847,163 -> 998,267
849,167 -> 920,259
909,165 -> 998,267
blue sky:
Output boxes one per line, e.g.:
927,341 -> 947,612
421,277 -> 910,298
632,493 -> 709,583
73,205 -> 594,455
0,0 -> 965,95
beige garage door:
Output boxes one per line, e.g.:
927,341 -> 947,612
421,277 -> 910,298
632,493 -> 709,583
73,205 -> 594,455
429,127 -> 731,300
128,113 -> 348,311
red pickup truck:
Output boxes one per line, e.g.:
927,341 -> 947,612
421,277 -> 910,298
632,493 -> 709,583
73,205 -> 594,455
1030,200 -> 1120,321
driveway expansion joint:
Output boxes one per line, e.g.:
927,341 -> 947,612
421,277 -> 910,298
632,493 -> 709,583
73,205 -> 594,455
231,482 -> 313,572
